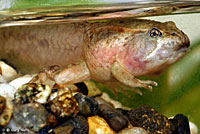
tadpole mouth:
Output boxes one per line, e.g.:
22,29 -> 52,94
176,33 -> 190,51
177,46 -> 189,53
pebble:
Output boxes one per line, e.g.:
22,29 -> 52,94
74,93 -> 99,116
14,83 -> 52,104
0,61 -> 17,81
0,75 -> 6,83
49,88 -> 79,117
118,127 -> 148,134
9,75 -> 34,90
55,115 -> 88,134
127,105 -> 175,134
189,121 -> 198,134
88,116 -> 114,134
46,113 -> 58,127
54,124 -> 74,134
49,85 -> 78,101
0,83 -> 17,100
69,115 -> 88,134
13,103 -> 47,132
169,114 -> 191,134
98,104 -> 128,132
0,94 -> 13,126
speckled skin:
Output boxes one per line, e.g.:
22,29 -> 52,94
0,22 -> 84,73
0,18 -> 190,93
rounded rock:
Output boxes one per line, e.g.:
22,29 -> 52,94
9,75 -> 34,90
98,104 -> 128,132
49,88 -> 79,117
14,83 -> 52,104
127,105 -> 175,134
13,103 -> 47,132
189,121 -> 198,134
46,113 -> 58,127
55,115 -> 88,134
54,124 -> 74,134
49,85 -> 79,101
0,61 -> 17,81
75,93 -> 99,116
88,116 -> 115,134
169,114 -> 191,134
0,83 -> 17,100
118,127 -> 148,134
0,74 -> 6,83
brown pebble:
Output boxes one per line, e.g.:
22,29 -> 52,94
55,115 -> 88,134
47,113 -> 58,127
54,124 -> 74,134
98,104 -> 128,132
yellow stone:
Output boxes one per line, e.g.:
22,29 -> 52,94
88,116 -> 115,134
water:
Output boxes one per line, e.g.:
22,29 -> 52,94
0,0 -> 200,130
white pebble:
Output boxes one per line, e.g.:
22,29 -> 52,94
190,121 -> 198,134
0,83 -> 17,100
118,127 -> 148,134
0,61 -> 17,81
0,74 -> 7,83
9,75 -> 33,89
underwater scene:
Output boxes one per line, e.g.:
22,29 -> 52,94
0,0 -> 199,134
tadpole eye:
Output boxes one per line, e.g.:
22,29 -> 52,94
149,28 -> 162,38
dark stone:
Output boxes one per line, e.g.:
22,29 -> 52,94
62,115 -> 88,134
39,126 -> 55,134
54,123 -> 74,134
127,105 -> 175,134
169,114 -> 191,134
98,104 -> 128,132
116,108 -> 129,116
75,82 -> 88,95
74,93 -> 99,116
51,88 -> 58,93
